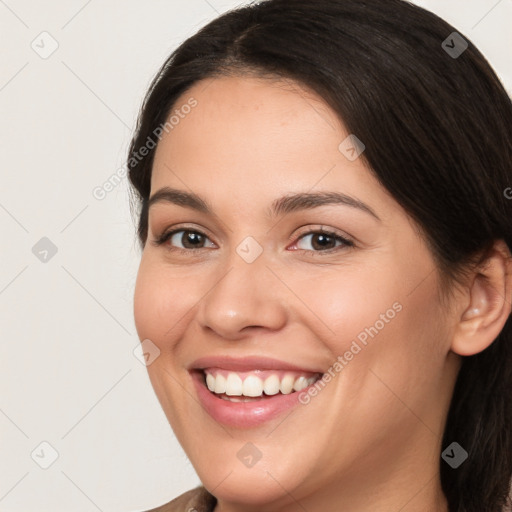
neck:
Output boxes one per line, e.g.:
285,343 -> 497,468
213,471 -> 449,512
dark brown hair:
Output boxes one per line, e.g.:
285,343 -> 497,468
126,1 -> 512,510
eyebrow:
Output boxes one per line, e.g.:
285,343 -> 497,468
147,187 -> 380,221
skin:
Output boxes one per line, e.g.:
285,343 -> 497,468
133,75 -> 512,512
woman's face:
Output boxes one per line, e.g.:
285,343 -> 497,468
134,76 -> 460,509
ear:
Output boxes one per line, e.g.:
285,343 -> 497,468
451,239 -> 512,356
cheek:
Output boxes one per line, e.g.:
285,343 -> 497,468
299,257 -> 444,397
295,263 -> 403,352
338,267 -> 447,412
133,257 -> 194,349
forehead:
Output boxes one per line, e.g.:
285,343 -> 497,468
177,74 -> 336,126
149,75 -> 399,225
152,75 -> 350,182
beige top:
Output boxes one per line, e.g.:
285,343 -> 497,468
144,486 -> 216,512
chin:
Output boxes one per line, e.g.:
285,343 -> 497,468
200,468 -> 298,508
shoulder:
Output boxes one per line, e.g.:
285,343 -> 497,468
142,485 -> 216,512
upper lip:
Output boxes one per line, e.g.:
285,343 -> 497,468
189,355 -> 324,374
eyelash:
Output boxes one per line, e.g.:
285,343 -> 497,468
152,225 -> 355,256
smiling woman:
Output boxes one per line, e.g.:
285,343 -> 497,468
126,0 -> 512,511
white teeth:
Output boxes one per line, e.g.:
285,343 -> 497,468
220,395 -> 261,403
263,375 -> 280,396
206,373 -> 216,392
214,373 -> 226,394
280,374 -> 295,394
204,370 -> 319,398
293,376 -> 309,392
242,375 -> 263,397
225,373 -> 243,396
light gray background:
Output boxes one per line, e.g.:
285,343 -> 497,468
0,1 -> 511,511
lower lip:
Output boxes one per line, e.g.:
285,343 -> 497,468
191,371 -> 318,428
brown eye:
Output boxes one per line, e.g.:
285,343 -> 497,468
155,229 -> 216,251
295,230 -> 353,252
174,230 -> 208,249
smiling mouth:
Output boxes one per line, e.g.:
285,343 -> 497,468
200,368 -> 323,402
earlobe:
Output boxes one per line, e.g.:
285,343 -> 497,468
451,240 -> 512,357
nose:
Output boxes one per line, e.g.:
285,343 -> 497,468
196,249 -> 288,340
